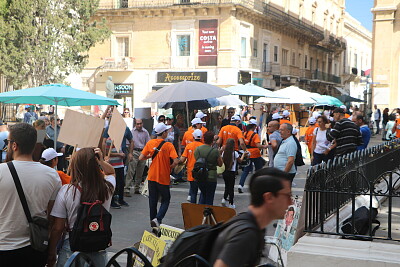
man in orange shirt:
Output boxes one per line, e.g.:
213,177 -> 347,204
392,116 -> 400,138
280,110 -> 292,125
305,117 -> 317,154
179,129 -> 204,203
139,123 -> 179,228
238,119 -> 267,193
181,118 -> 206,148
217,115 -> 246,151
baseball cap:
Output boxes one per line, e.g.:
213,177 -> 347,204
282,110 -> 290,117
272,113 -> 283,120
333,108 -> 345,114
231,115 -> 241,121
340,105 -> 346,110
191,118 -> 206,125
195,111 -> 207,119
308,117 -> 316,125
192,129 -> 203,139
41,148 -> 63,161
154,123 -> 171,134
248,119 -> 257,125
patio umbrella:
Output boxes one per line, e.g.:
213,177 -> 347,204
0,83 -> 119,148
143,81 -> 230,125
336,94 -> 364,103
225,83 -> 284,98
318,95 -> 344,107
215,95 -> 246,106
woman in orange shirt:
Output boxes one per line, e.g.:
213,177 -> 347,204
40,148 -> 71,185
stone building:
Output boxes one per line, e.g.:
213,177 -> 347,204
372,0 -> 400,110
80,0 -> 347,111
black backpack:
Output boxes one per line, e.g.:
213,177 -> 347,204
192,147 -> 214,182
293,136 -> 305,167
341,206 -> 380,238
69,197 -> 112,252
160,213 -> 260,267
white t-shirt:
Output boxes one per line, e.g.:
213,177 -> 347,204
123,117 -> 134,131
222,151 -> 240,171
0,161 -> 61,250
51,175 -> 116,235
313,128 -> 330,154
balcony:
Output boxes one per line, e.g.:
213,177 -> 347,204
239,57 -> 261,71
262,62 -> 280,75
312,70 -> 341,84
300,69 -> 312,79
102,57 -> 133,69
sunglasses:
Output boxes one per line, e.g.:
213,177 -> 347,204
4,139 -> 15,146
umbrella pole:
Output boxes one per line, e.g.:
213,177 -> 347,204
186,101 -> 190,128
54,104 -> 58,150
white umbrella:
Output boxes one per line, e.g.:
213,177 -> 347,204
225,83 -> 284,98
255,86 -> 316,104
216,95 -> 246,106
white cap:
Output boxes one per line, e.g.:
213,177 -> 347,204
340,105 -> 346,110
154,123 -> 171,134
323,110 -> 330,117
231,115 -> 241,121
329,117 -> 334,121
272,113 -> 283,120
248,119 -> 257,125
191,118 -> 206,125
192,129 -> 203,139
292,128 -> 299,135
282,110 -> 290,117
308,117 -> 316,125
195,111 -> 207,119
41,148 -> 63,161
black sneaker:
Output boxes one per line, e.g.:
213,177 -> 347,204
118,200 -> 129,207
111,202 -> 121,209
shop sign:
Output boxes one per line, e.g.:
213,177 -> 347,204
114,84 -> 133,95
157,72 -> 207,83
238,71 -> 251,84
198,19 -> 218,66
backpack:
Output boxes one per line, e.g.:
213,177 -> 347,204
341,206 -> 380,238
160,213 -> 260,267
192,147 -> 214,182
293,136 -> 305,167
69,192 -> 112,252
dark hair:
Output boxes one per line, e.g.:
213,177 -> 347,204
158,115 -> 165,122
283,123 -> 293,133
246,123 -> 257,131
68,148 -> 114,203
333,108 -> 345,114
317,115 -> 329,125
383,108 -> 389,114
249,168 -> 292,207
203,131 -> 215,144
356,114 -> 365,123
223,138 -> 235,170
9,123 -> 37,155
39,158 -> 54,167
389,114 -> 396,121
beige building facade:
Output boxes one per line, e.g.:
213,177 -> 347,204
372,0 -> 400,109
80,0 -> 347,111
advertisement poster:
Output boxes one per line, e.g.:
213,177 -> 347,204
134,231 -> 166,267
199,19 -> 218,66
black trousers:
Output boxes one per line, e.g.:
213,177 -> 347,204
0,246 -> 47,267
114,167 -> 125,202
223,171 -> 236,204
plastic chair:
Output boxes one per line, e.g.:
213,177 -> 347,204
173,254 -> 211,267
64,252 -> 94,267
106,247 -> 152,267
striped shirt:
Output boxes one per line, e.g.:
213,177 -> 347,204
105,138 -> 124,168
327,118 -> 363,156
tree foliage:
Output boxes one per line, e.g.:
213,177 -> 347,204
0,0 -> 110,89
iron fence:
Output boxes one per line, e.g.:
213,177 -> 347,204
304,138 -> 400,241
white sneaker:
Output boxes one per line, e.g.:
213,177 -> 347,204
238,185 -> 243,193
221,198 -> 227,207
227,204 -> 236,209
150,218 -> 160,228
186,195 -> 191,202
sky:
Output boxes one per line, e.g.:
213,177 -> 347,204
345,0 -> 374,32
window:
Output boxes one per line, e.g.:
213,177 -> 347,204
253,39 -> 258,57
176,35 -> 191,56
316,59 -> 319,70
310,57 -> 313,70
354,53 -> 357,68
298,53 -> 302,68
291,51 -> 296,66
241,37 -> 247,58
274,46 -> 278,62
116,37 -> 129,57
305,55 -> 308,69
282,49 -> 288,66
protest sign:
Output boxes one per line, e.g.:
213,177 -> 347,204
58,109 -> 104,148
108,108 -> 126,152
159,224 -> 184,255
134,231 -> 166,267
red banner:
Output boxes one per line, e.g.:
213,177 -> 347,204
198,20 -> 218,66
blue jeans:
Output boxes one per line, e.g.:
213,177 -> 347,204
148,180 -> 171,223
189,181 -> 199,203
56,238 -> 107,267
239,157 -> 264,187
198,181 -> 217,205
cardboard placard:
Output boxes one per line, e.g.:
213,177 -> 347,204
108,108 -> 127,152
58,109 -> 104,148
36,130 -> 46,144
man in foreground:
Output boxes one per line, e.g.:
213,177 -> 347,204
210,168 -> 292,267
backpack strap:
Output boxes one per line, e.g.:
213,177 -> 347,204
152,141 -> 166,160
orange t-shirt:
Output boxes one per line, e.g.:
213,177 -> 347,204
218,125 -> 244,151
142,139 -> 178,185
181,129 -> 195,146
187,126 -> 207,134
243,131 -> 261,158
305,125 -> 317,152
57,171 -> 71,185
182,141 -> 203,181
395,118 -> 400,138
345,114 -> 350,118
280,119 -> 292,125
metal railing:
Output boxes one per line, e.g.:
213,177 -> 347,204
305,138 -> 400,241
312,70 -> 341,84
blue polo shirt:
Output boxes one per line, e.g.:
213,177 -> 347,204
357,125 -> 371,150
103,126 -> 133,154
273,135 -> 297,174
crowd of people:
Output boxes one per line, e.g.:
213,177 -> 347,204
1,102 -> 400,267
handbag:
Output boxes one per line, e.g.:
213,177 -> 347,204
7,162 -> 49,252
